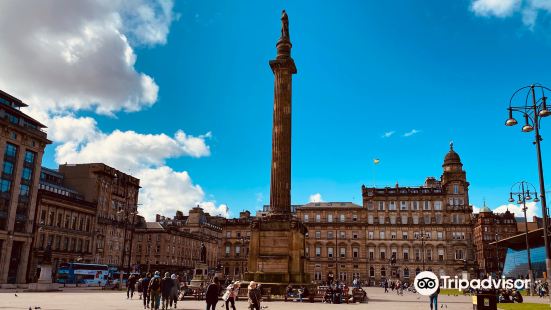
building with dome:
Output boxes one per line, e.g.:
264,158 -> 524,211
472,205 -> 517,276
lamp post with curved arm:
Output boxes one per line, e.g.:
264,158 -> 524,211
509,181 -> 539,295
505,84 -> 551,302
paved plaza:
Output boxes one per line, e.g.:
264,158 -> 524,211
1,287 -> 548,310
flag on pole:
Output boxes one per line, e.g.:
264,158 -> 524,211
373,158 -> 380,165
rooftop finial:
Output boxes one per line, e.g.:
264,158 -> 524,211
450,140 -> 454,150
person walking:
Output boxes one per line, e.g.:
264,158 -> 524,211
205,277 -> 221,310
127,274 -> 137,299
429,285 -> 440,310
248,281 -> 261,310
169,274 -> 180,309
224,281 -> 240,310
137,277 -> 143,300
142,273 -> 151,309
384,280 -> 388,293
161,272 -> 173,310
149,271 -> 162,310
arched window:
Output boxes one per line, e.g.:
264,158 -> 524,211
381,267 -> 386,277
415,267 -> 421,275
404,268 -> 410,278
369,267 -> 375,278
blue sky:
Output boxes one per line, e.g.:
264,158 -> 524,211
3,0 -> 551,219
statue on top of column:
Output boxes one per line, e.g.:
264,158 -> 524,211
281,10 -> 289,40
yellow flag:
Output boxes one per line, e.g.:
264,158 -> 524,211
373,158 -> 380,165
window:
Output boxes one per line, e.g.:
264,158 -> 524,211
353,247 -> 359,258
328,231 -> 334,239
404,268 -> 410,278
225,245 -> 230,255
379,215 -> 385,224
453,184 -> 459,194
391,232 -> 396,239
368,231 -> 374,239
400,201 -> 408,210
316,246 -> 321,257
424,214 -> 431,224
427,249 -> 432,261
412,201 -> 419,210
390,216 -> 396,224
305,246 -> 309,257
367,202 -> 374,210
315,231 -> 321,239
21,167 -> 32,181
235,245 -> 241,256
389,201 -> 396,210
315,214 -> 321,222
403,248 -> 409,261
413,215 -> 419,224
437,232 -> 443,240
438,248 -> 445,261
328,247 -> 334,258
327,214 -> 333,222
303,214 -> 309,222
368,215 -> 373,224
226,231 -> 231,238
379,231 -> 385,239
3,161 -> 13,175
401,215 -> 408,224
20,184 -> 30,197
6,113 -> 19,124
381,267 -> 386,277
415,248 -> 421,261
369,267 -> 375,277
24,151 -> 36,164
378,201 -> 385,211
352,232 -> 358,239
340,214 -> 345,222
434,201 -> 442,210
424,201 -> 430,210
339,231 -> 346,239
340,247 -> 346,258
435,214 -> 443,224
402,232 -> 408,240
352,214 -> 358,221
368,248 -> 375,260
0,179 -> 11,193
5,143 -> 17,157
455,249 -> 464,260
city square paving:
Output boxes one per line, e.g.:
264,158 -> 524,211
1,287 -> 548,310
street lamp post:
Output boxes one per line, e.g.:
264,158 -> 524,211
421,231 -> 427,271
505,84 -> 551,302
118,207 -> 138,290
509,181 -> 539,295
239,236 -> 249,280
495,233 -> 500,277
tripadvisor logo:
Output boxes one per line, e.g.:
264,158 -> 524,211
414,271 -> 439,296
414,271 -> 531,296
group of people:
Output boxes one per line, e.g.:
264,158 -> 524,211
127,271 -> 181,310
382,279 -> 408,295
322,282 -> 350,304
496,288 -> 523,303
535,280 -> 549,297
206,277 -> 263,310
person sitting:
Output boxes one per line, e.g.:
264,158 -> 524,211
285,285 -> 293,302
512,290 -> 523,303
323,287 -> 333,303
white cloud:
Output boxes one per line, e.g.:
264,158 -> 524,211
493,202 -> 538,218
137,166 -> 228,221
470,0 -> 551,28
403,129 -> 421,137
471,0 -> 521,17
382,131 -> 395,138
472,205 -> 481,214
0,0 -> 175,116
309,193 -> 324,203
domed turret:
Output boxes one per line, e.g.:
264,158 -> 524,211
443,142 -> 463,172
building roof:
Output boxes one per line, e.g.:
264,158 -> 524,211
491,228 -> 546,250
479,206 -> 492,213
298,202 -> 362,209
443,142 -> 462,166
145,222 -> 165,230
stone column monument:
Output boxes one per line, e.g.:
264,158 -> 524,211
245,10 -> 308,290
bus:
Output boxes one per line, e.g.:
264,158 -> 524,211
56,263 -> 110,286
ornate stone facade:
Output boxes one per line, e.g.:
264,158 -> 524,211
472,207 -> 517,276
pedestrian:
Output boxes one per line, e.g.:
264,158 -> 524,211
205,277 -> 221,310
161,272 -> 173,310
170,274 -> 179,309
384,280 -> 388,293
137,277 -> 143,300
142,273 -> 151,309
429,285 -> 440,310
285,284 -> 293,302
127,274 -> 137,299
149,271 -> 162,310
248,281 -> 261,310
224,281 -> 240,310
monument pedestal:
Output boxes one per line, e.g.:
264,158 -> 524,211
27,265 -> 61,292
245,215 -> 309,294
189,263 -> 209,288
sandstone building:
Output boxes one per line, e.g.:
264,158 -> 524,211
472,206 -> 517,276
0,90 -> 50,286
